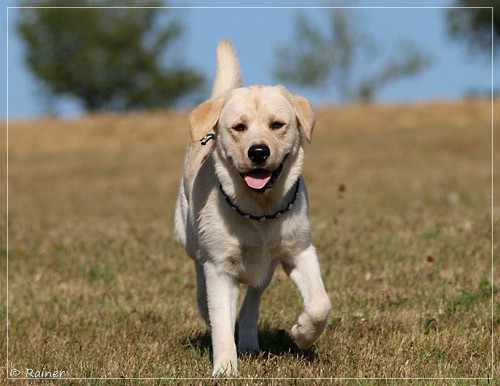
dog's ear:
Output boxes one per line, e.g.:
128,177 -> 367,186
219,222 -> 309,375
292,94 -> 315,143
189,97 -> 224,142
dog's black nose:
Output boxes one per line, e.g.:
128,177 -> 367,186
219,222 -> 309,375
248,144 -> 270,164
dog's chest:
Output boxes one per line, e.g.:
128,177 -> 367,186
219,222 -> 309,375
219,223 -> 285,286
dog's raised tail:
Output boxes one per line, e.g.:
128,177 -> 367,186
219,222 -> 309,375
211,39 -> 242,98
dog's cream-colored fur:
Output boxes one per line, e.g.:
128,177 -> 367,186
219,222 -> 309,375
175,39 -> 331,376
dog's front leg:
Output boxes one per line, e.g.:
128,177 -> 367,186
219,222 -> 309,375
204,260 -> 240,376
284,245 -> 331,349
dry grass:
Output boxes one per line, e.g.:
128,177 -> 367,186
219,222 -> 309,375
2,99 -> 499,382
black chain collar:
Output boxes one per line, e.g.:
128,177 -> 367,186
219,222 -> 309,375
200,133 -> 216,145
218,178 -> 301,221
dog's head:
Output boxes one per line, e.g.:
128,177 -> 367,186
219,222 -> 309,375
189,85 -> 314,192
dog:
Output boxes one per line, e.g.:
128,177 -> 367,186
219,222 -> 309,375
175,39 -> 331,376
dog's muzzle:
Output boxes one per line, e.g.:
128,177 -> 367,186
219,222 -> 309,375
241,154 -> 288,192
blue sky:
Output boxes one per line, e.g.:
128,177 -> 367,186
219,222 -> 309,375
1,0 -> 495,118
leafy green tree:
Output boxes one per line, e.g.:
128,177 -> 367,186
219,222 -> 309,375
447,1 -> 498,59
274,9 -> 431,103
17,0 -> 205,112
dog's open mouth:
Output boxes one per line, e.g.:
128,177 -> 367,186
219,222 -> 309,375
241,156 -> 287,192
244,169 -> 273,190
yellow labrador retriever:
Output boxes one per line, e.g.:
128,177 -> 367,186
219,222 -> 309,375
175,39 -> 331,376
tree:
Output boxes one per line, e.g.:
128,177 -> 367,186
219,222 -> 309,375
273,9 -> 431,104
446,1 -> 499,59
16,0 -> 205,112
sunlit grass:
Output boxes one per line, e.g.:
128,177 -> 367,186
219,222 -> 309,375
2,99 -> 498,380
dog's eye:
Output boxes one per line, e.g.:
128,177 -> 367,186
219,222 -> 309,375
270,121 -> 285,130
232,123 -> 247,132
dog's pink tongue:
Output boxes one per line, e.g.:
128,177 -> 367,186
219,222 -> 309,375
244,170 -> 272,190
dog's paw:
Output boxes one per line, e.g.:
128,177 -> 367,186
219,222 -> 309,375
212,358 -> 238,377
237,339 -> 259,355
291,311 -> 329,350
237,326 -> 259,355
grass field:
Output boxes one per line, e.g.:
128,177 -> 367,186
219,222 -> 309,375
2,99 -> 499,383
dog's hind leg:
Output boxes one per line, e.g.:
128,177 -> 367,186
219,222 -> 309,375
194,260 -> 210,326
237,262 -> 277,354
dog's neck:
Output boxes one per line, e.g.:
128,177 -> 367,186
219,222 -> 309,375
211,148 -> 304,220
218,177 -> 301,222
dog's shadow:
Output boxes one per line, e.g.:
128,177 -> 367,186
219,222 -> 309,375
186,324 -> 317,362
